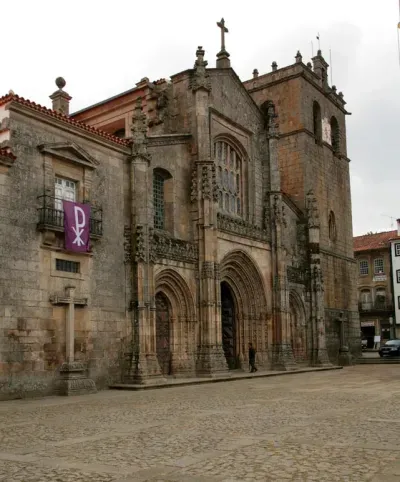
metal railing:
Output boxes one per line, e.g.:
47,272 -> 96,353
358,301 -> 394,312
37,195 -> 103,237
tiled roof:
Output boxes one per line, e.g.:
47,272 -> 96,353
0,93 -> 129,146
354,230 -> 397,252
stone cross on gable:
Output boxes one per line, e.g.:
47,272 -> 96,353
217,18 -> 229,52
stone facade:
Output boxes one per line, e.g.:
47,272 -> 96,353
0,35 -> 360,398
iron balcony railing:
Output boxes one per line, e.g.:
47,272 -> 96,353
37,195 -> 103,238
358,301 -> 394,313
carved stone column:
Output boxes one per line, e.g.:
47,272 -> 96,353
190,47 -> 228,377
337,312 -> 352,366
124,99 -> 164,384
266,103 -> 297,371
307,191 -> 331,366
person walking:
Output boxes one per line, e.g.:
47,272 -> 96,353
248,342 -> 257,373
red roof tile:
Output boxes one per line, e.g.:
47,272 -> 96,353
0,93 -> 129,147
354,230 -> 397,252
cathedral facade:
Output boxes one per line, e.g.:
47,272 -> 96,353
0,25 -> 359,398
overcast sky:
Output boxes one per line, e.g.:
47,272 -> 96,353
1,0 -> 398,236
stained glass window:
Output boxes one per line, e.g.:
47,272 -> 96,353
215,140 -> 242,216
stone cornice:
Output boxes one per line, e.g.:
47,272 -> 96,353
147,133 -> 192,147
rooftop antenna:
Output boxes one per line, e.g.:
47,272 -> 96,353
381,214 -> 396,229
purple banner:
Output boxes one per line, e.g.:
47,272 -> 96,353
63,200 -> 90,252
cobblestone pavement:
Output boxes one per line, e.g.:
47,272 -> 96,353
0,366 -> 400,481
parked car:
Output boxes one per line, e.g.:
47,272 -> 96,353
378,339 -> 400,357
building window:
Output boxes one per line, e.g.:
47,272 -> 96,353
359,260 -> 369,276
55,177 -> 76,210
374,258 -> 384,274
398,296 -> 400,310
397,270 -> 400,283
360,289 -> 372,310
330,116 -> 340,153
153,168 -> 172,231
395,243 -> 400,256
313,101 -> 322,143
328,211 -> 336,241
56,259 -> 80,273
215,140 -> 243,216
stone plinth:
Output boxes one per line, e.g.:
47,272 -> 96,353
271,343 -> 298,371
196,344 -> 230,377
338,346 -> 353,366
56,362 -> 97,396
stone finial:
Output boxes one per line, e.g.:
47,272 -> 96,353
295,51 -> 302,63
306,62 -> 312,69
331,85 -> 337,94
50,77 -> 72,116
191,46 -> 211,92
130,98 -> 149,159
317,49 -> 322,56
338,91 -> 344,99
271,61 -> 278,72
253,69 -> 259,79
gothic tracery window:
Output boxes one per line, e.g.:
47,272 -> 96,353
215,140 -> 243,216
153,168 -> 172,231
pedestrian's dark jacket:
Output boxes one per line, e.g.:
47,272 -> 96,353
249,346 -> 256,361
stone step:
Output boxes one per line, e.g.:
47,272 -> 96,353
110,366 -> 343,391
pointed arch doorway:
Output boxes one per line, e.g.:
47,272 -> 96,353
155,291 -> 171,376
221,281 -> 238,369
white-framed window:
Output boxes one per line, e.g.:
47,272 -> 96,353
397,269 -> 400,283
55,177 -> 76,210
359,260 -> 369,276
373,258 -> 384,274
215,140 -> 243,216
360,289 -> 372,310
395,243 -> 400,257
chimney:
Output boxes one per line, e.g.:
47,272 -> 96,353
50,77 -> 72,116
397,219 -> 400,236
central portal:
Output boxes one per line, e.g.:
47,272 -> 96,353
221,281 -> 237,369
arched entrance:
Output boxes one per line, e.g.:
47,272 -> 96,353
289,292 -> 307,364
155,292 -> 171,376
220,250 -> 268,369
154,269 -> 197,377
221,281 -> 237,369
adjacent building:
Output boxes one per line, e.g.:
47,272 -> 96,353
0,22 -> 360,399
389,221 -> 400,332
354,231 -> 396,347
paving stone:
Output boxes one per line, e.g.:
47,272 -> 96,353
0,366 -> 399,481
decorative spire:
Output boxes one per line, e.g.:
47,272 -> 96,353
50,77 -> 72,116
130,98 -> 149,160
271,61 -> 278,72
216,18 -> 231,68
253,69 -> 259,79
191,46 -> 211,92
295,51 -> 302,63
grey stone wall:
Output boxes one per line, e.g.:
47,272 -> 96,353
0,108 -> 129,399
